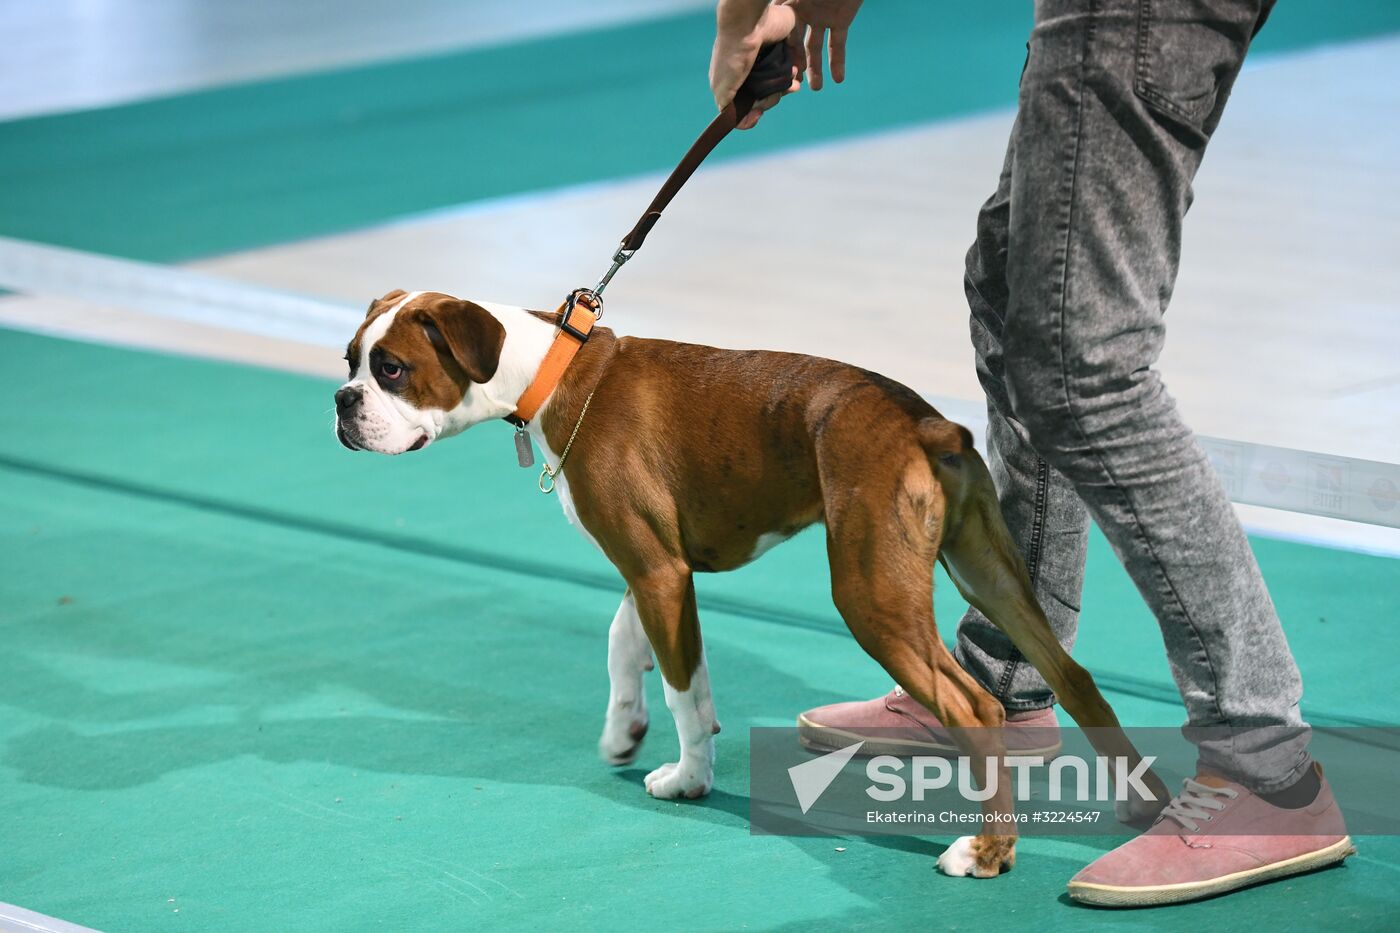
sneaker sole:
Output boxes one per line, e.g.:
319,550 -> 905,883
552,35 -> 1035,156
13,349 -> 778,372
796,712 -> 1064,759
1066,835 -> 1357,907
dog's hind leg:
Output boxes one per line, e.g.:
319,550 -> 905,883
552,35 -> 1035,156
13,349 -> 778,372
627,566 -> 719,800
599,591 -> 655,766
936,449 -> 1170,821
823,459 -> 1018,878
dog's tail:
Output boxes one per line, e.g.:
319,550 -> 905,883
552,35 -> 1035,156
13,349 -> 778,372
918,416 -> 982,541
916,417 -> 974,462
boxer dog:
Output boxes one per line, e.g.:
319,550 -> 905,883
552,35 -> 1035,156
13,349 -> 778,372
334,289 -> 1166,878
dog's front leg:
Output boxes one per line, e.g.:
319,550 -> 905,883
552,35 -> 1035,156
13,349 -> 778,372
626,571 -> 718,800
645,651 -> 718,800
599,591 -> 654,765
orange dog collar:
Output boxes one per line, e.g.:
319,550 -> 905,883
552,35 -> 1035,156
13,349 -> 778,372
506,289 -> 600,427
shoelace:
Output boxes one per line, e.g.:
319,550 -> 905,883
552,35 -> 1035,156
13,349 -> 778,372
1160,778 -> 1240,832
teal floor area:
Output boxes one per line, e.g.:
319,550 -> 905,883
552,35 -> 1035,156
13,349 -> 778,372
1,327 -> 1397,931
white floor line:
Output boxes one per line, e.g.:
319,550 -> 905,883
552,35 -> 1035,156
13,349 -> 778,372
0,235 -> 359,347
0,901 -> 103,933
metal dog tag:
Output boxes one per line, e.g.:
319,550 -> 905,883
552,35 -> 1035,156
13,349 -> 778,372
514,428 -> 535,468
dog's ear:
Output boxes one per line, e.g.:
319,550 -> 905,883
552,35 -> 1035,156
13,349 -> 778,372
368,289 -> 408,313
413,297 -> 506,385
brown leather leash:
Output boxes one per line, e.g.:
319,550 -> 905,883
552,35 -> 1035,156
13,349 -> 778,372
593,41 -> 795,298
507,42 -> 793,479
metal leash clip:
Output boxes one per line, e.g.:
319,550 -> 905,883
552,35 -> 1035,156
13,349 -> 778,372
593,244 -> 635,299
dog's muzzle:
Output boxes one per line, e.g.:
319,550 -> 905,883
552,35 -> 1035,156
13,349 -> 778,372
335,385 -> 363,415
335,385 -> 363,450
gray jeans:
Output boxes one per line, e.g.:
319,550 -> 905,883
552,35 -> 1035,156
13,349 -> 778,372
951,0 -> 1310,792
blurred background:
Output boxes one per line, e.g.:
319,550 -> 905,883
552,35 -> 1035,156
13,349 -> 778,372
0,2 -> 1397,931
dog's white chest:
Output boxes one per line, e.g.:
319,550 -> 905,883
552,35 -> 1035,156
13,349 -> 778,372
554,472 -> 604,554
748,531 -> 791,562
529,425 -> 604,554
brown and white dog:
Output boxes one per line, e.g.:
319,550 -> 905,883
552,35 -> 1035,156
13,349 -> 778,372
334,289 -> 1166,877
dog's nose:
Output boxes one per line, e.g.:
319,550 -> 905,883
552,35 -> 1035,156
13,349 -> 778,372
335,385 -> 363,415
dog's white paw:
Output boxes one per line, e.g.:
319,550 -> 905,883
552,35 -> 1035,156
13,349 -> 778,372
598,714 -> 649,766
936,835 -> 979,877
645,760 -> 712,800
936,834 -> 1015,878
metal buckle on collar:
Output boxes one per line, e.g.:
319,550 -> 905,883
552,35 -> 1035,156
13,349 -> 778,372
560,288 -> 601,341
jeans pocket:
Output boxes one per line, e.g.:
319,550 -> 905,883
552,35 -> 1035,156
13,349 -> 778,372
1133,0 -> 1254,129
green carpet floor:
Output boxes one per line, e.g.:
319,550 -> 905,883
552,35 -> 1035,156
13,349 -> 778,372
2,1 -> 1397,263
1,327 -> 1397,931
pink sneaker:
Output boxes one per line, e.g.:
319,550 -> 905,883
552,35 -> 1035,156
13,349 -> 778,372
796,685 -> 1062,757
1067,763 -> 1356,907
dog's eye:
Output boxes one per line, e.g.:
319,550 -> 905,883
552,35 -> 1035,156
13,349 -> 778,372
379,362 -> 403,380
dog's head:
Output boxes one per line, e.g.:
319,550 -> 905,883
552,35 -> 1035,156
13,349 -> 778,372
334,290 -> 507,454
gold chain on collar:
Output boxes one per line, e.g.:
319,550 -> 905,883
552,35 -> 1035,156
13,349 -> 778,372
538,387 -> 597,495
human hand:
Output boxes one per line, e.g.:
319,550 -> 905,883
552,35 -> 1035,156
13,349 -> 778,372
782,0 -> 863,91
710,0 -> 802,129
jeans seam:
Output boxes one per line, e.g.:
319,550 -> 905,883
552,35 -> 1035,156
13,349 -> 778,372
989,454 -> 1050,703
1025,457 -> 1050,583
1135,0 -> 1153,89
1051,0 -> 1225,724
